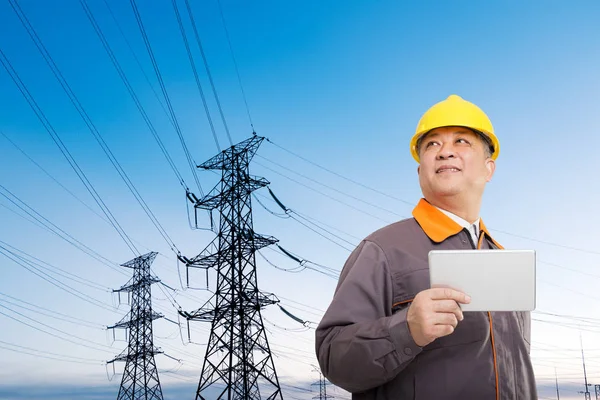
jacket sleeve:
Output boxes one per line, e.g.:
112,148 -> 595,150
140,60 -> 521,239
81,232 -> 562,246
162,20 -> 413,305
315,240 -> 422,394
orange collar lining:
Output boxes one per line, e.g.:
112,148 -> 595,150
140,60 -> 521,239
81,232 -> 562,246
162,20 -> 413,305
412,198 -> 502,248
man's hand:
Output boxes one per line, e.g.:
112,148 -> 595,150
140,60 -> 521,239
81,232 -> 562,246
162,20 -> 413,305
406,288 -> 471,347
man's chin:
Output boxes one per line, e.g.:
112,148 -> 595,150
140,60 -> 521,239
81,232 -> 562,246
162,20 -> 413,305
431,189 -> 462,199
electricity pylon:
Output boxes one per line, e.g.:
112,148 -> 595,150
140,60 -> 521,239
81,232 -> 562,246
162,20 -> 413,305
108,251 -> 164,400
179,134 -> 283,399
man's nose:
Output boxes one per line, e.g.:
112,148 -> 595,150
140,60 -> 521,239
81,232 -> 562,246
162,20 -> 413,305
436,143 -> 456,159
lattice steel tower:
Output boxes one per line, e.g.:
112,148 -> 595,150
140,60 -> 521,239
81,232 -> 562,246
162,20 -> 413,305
312,366 -> 334,400
179,134 -> 282,400
108,251 -> 164,400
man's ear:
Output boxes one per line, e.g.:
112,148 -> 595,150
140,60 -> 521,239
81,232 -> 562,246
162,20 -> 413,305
485,159 -> 496,182
417,165 -> 420,175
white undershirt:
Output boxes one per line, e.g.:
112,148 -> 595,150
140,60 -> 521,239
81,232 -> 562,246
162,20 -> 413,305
435,206 -> 480,246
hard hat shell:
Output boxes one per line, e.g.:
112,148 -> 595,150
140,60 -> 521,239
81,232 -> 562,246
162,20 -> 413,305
410,94 -> 499,163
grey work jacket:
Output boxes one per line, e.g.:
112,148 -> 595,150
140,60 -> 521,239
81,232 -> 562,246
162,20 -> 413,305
315,198 -> 537,400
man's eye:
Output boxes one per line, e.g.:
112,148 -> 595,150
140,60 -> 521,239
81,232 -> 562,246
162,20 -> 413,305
456,138 -> 469,144
426,141 -> 438,148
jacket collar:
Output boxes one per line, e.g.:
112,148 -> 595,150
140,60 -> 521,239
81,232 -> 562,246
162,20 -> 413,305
412,198 -> 502,248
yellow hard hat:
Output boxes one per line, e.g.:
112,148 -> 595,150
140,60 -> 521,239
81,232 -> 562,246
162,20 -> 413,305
410,94 -> 499,163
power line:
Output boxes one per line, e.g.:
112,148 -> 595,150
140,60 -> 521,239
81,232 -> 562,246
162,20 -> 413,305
0,239 -> 109,292
0,291 -> 105,329
0,130 -> 108,223
1,131 -> 209,287
535,311 -> 600,324
80,0 -> 190,193
100,0 -> 175,132
265,137 -> 414,206
259,144 -> 600,295
98,0 -> 226,230
257,189 -> 356,251
128,0 -> 205,196
277,294 -> 326,315
539,279 -> 600,304
256,154 -> 406,219
183,0 -> 234,146
0,303 -> 116,354
12,0 -> 181,258
0,296 -> 103,330
259,249 -> 339,280
265,137 -> 600,257
170,0 -> 221,151
216,0 -> 254,131
260,186 -> 600,290
0,139 -> 213,303
254,191 -> 361,249
292,208 -> 363,242
253,160 -> 391,224
0,183 -> 125,276
0,244 -> 119,313
288,214 -> 354,252
492,228 -> 600,256
0,340 -> 103,365
0,18 -> 138,256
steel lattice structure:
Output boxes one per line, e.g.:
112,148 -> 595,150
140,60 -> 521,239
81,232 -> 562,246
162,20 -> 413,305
312,369 -> 334,400
179,134 -> 283,400
108,251 -> 164,400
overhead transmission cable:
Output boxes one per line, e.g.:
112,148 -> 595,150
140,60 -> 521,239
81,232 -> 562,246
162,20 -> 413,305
2,1 -> 138,256
0,244 -> 119,313
0,303 -> 116,353
10,0 -> 184,257
0,291 -> 105,329
256,154 -> 406,219
0,50 -> 137,255
216,0 -> 254,131
0,340 -> 103,365
170,0 -> 221,151
0,239 -> 109,292
129,0 -> 204,196
79,0 -> 189,194
182,0 -> 234,146
260,187 -> 356,251
264,137 -> 600,257
0,184 -> 125,275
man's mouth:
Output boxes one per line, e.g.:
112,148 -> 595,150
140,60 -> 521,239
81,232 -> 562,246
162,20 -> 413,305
436,166 -> 461,173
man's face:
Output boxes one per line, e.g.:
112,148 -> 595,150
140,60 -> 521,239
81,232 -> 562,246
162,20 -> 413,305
417,126 -> 495,200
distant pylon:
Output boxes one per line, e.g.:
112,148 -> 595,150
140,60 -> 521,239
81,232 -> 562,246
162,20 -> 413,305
178,135 -> 283,400
108,251 -> 164,400
311,365 -> 334,400
555,367 -> 560,400
580,333 -> 592,400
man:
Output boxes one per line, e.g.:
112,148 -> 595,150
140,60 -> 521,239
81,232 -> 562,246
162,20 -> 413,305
315,95 -> 536,399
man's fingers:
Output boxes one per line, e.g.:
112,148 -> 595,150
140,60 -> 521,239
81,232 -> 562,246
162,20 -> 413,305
431,324 -> 455,338
433,312 -> 459,328
433,300 -> 464,321
430,287 -> 471,304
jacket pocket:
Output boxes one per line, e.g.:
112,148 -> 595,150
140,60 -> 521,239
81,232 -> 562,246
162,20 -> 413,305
391,268 -> 488,350
391,268 -> 429,307
423,311 -> 488,350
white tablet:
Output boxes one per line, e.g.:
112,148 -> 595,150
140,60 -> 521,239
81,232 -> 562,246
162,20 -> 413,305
428,249 -> 536,312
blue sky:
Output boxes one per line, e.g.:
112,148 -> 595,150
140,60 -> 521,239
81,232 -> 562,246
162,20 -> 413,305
1,0 -> 600,399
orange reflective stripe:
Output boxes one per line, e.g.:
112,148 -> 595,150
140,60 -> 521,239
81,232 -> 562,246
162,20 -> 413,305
489,313 -> 500,400
479,220 -> 504,249
391,298 -> 414,309
477,231 -> 485,249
